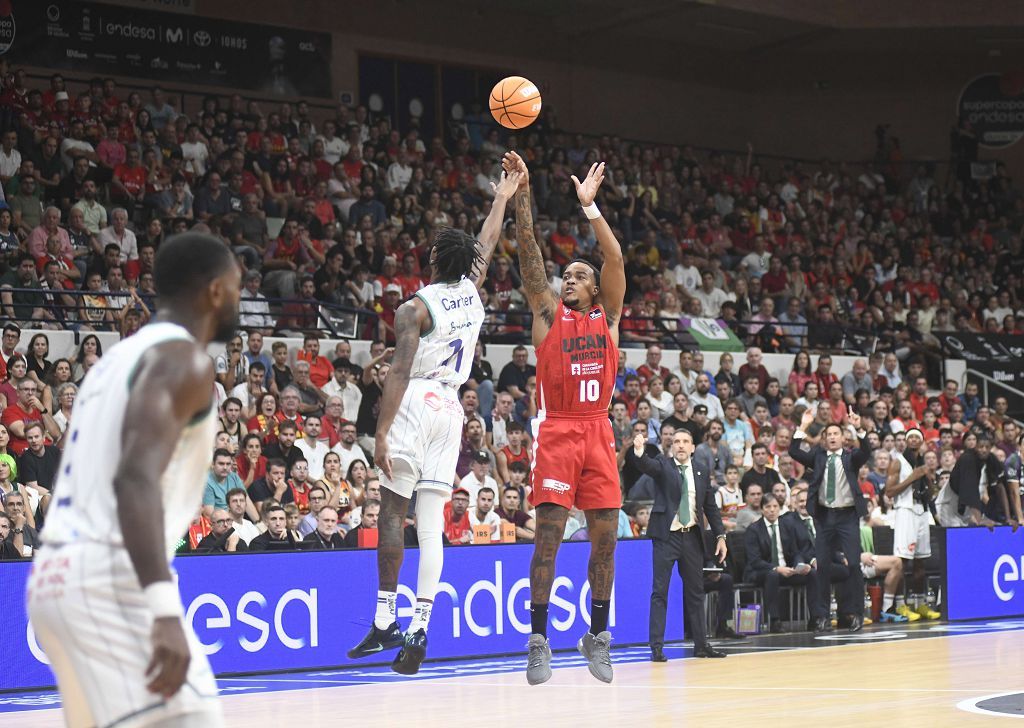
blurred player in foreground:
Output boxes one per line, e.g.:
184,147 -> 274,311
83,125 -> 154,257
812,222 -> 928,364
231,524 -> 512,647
28,233 -> 240,727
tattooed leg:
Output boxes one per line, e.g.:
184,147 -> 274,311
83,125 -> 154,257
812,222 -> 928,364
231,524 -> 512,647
377,486 -> 410,592
530,503 -> 570,603
584,508 -> 619,601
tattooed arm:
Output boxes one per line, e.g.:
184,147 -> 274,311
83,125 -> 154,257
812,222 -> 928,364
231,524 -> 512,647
469,169 -> 522,288
504,151 -> 558,348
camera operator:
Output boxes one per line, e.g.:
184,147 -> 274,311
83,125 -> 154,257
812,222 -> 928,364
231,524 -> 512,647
884,429 -> 940,620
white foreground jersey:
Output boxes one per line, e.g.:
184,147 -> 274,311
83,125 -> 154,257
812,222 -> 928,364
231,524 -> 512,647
43,322 -> 217,561
410,277 -> 485,386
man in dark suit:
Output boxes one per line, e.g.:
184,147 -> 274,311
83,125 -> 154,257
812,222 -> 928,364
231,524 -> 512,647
626,430 -> 728,661
789,409 -> 874,632
744,493 -> 822,632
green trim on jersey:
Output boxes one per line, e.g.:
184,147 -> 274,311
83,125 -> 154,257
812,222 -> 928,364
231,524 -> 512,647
414,292 -> 437,338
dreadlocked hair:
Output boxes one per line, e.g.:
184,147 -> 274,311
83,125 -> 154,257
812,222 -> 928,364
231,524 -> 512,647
431,227 -> 484,283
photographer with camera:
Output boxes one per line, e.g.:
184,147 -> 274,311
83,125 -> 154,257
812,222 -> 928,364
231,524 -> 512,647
885,428 -> 940,620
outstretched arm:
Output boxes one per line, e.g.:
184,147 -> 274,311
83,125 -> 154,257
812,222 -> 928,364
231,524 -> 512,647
504,151 -> 557,347
470,170 -> 522,287
373,298 -> 428,480
572,162 -> 625,337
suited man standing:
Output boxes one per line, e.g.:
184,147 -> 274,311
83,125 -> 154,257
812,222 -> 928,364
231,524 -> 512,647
744,493 -> 822,632
627,430 -> 728,661
789,409 -> 873,632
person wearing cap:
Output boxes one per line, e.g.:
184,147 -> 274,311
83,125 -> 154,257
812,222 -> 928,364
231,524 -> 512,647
377,282 -> 404,345
884,428 -> 940,620
457,450 -> 498,503
443,488 -> 472,545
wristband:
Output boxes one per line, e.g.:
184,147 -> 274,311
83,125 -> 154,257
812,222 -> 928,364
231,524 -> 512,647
581,203 -> 601,220
144,581 -> 184,619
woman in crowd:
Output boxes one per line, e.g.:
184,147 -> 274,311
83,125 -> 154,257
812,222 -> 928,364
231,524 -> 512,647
71,334 -> 103,383
788,349 -> 814,400
41,358 -> 73,413
246,392 -> 281,445
0,354 -> 28,408
715,351 -> 741,396
51,382 -> 76,436
236,433 -> 267,488
644,375 -> 674,421
23,335 -> 51,391
317,451 -> 354,531
345,459 -> 369,508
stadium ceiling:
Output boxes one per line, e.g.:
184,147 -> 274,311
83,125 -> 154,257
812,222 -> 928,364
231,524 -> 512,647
412,0 -> 1024,56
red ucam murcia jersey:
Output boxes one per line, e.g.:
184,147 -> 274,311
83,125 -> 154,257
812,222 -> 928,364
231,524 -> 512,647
534,303 -> 618,416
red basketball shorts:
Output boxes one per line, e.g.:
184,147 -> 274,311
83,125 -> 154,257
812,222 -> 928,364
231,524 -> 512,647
529,411 -> 621,510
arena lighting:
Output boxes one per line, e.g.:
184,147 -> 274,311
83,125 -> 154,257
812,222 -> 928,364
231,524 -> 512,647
409,97 -> 424,118
368,93 -> 384,112
451,102 -> 464,120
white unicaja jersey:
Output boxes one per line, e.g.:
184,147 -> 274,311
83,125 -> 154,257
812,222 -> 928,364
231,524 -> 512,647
895,452 -> 924,513
42,322 -> 217,561
410,277 -> 484,386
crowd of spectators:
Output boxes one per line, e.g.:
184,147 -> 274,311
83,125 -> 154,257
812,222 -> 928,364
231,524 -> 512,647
0,65 -> 1021,579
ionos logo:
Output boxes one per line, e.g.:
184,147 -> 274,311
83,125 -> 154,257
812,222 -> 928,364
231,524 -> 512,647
186,589 -> 319,654
395,561 -> 612,638
993,554 -> 1023,602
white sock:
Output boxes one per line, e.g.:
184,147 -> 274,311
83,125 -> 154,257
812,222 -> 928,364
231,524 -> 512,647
375,590 -> 397,629
409,600 -> 432,632
882,593 -> 895,612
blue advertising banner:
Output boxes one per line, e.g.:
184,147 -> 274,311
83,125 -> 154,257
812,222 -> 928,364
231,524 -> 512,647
946,526 -> 1024,621
2,539 -> 679,691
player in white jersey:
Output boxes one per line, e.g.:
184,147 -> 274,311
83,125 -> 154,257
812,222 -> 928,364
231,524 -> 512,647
28,233 -> 240,728
884,428 -> 940,620
348,168 -> 521,674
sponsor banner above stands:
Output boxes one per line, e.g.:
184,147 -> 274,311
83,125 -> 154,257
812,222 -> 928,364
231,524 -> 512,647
958,73 -> 1024,149
1,0 -> 331,97
946,526 -> 1024,621
679,317 -> 744,352
937,333 -> 1024,406
2,540 -> 678,691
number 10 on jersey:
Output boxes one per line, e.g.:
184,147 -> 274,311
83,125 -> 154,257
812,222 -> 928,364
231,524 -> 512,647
579,378 -> 600,402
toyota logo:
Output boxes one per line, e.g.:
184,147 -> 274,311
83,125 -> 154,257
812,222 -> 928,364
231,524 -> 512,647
193,30 -> 211,47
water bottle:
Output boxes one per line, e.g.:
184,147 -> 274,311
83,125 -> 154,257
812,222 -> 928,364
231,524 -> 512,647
926,587 -> 936,608
864,593 -> 872,619
829,595 -> 837,621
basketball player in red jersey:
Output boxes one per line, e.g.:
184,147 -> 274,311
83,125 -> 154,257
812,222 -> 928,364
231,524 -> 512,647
503,152 -> 625,685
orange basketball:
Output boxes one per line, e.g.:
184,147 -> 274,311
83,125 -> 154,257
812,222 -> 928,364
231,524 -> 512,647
489,76 -> 542,129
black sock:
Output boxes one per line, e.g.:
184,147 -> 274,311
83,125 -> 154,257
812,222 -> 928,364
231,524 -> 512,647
590,599 -> 610,635
530,602 -> 548,636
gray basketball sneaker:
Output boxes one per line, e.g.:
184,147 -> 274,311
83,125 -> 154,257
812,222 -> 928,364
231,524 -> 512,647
578,631 -> 613,683
526,634 -> 552,685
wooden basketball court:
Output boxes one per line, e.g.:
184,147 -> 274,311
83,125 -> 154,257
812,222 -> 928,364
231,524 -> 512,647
1,622 -> 1021,726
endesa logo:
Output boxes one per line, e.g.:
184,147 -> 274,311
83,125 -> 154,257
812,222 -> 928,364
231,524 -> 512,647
397,560 -> 613,638
993,555 -> 1024,602
186,588 -> 318,655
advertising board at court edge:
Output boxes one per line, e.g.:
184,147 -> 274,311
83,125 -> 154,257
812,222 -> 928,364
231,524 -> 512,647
5,540 -> 679,691
946,526 -> 1024,621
